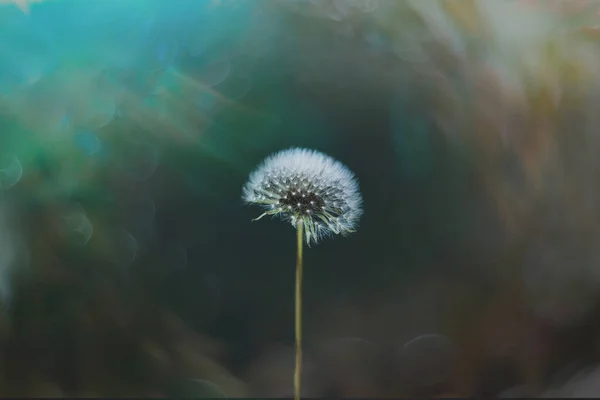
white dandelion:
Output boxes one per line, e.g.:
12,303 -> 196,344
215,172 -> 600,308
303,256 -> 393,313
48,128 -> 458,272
242,147 -> 363,400
242,147 -> 363,246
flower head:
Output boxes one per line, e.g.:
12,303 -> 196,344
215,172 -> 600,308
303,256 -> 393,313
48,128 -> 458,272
243,148 -> 363,245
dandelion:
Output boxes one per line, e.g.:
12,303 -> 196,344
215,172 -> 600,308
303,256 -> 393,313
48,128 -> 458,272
242,147 -> 363,400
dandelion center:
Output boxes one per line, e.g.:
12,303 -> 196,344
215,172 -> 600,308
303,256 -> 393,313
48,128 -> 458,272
279,185 -> 325,215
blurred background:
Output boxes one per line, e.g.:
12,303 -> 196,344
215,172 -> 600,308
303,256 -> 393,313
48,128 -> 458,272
3,0 -> 600,397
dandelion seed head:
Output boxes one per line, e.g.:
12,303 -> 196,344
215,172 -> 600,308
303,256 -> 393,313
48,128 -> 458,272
243,148 -> 363,245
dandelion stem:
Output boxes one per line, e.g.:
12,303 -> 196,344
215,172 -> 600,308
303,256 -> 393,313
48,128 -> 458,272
294,220 -> 304,400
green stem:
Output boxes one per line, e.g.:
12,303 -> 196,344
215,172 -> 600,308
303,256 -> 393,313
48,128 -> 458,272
294,220 -> 303,400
